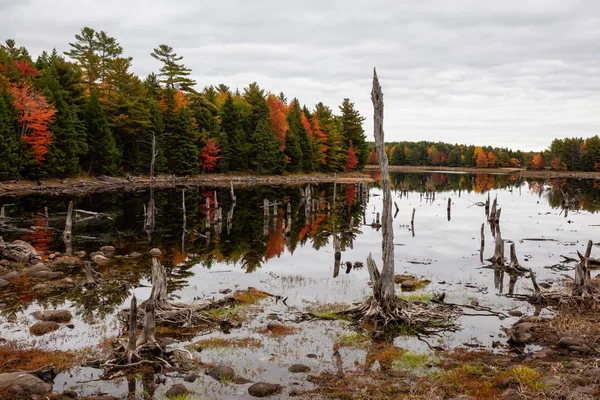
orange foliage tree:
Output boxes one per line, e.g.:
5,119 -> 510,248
475,151 -> 489,168
9,82 -> 56,162
200,138 -> 221,172
509,158 -> 521,167
266,95 -> 288,151
529,153 -> 544,170
369,149 -> 379,165
487,151 -> 496,167
345,145 -> 358,171
310,115 -> 328,165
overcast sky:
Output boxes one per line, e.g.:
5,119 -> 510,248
1,0 -> 599,151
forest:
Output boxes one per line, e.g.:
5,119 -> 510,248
370,137 -> 600,172
0,28 -> 369,180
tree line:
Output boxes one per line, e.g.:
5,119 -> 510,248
0,28 -> 369,180
369,137 -> 600,172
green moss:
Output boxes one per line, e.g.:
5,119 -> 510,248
397,292 -> 433,303
335,331 -> 369,347
391,351 -> 439,371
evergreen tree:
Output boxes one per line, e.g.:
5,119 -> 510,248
220,94 -> 247,171
249,120 -> 285,174
243,82 -> 269,134
161,90 -> 199,174
0,87 -> 21,178
83,93 -> 119,174
286,100 -> 312,172
338,98 -> 368,168
64,27 -> 100,91
314,102 -> 344,172
150,44 -> 196,92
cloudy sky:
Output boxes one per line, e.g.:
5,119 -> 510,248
1,0 -> 599,150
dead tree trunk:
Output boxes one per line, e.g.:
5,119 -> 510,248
127,295 -> 137,363
63,200 -> 73,256
485,193 -> 490,218
508,243 -> 527,273
150,132 -> 157,180
145,188 -> 155,241
480,223 -> 485,263
369,69 -> 396,311
411,208 -> 415,237
573,240 -> 593,296
489,225 -> 504,266
136,300 -> 156,347
150,257 -> 168,308
83,261 -> 97,289
447,197 -> 451,221
230,181 -> 236,203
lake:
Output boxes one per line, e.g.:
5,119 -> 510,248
0,171 -> 598,399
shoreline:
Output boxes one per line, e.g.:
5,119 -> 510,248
0,172 -> 375,197
364,164 -> 600,179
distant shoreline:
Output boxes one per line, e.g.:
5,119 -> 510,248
0,172 -> 375,197
363,165 -> 600,179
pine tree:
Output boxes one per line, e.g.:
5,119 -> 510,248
339,98 -> 368,168
243,82 -> 269,134
314,102 -> 344,172
220,94 -> 247,171
150,45 -> 196,92
249,120 -> 285,174
162,90 -> 199,174
286,100 -> 312,172
64,27 -> 100,92
84,93 -> 120,174
0,86 -> 21,178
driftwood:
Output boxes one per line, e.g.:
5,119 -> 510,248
83,261 -> 97,289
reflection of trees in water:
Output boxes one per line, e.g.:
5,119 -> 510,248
387,172 -> 600,213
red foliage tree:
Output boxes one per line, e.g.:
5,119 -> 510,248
200,137 -> 221,172
266,95 -> 288,151
345,146 -> 358,171
9,82 -> 56,162
15,60 -> 38,80
475,151 -> 489,168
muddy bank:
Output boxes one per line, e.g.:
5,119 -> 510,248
364,164 -> 600,179
0,172 -> 374,197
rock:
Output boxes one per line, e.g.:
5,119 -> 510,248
570,345 -> 591,354
91,254 -> 110,265
570,386 -> 596,398
149,248 -> 162,257
59,278 -> 75,287
31,310 -> 72,323
470,298 -> 479,306
306,353 -> 318,359
288,364 -> 310,373
47,254 -> 56,260
533,347 -> 554,359
30,321 -> 60,336
30,271 -> 64,280
0,371 -> 51,396
400,280 -> 416,291
100,246 -> 115,256
0,240 -> 41,264
24,264 -> 50,276
165,383 -> 189,398
448,396 -> 476,400
267,320 -> 284,331
32,284 -> 49,292
183,373 -> 198,382
129,252 -> 141,258
160,338 -> 177,347
62,390 -> 78,398
539,282 -> 552,289
206,366 -> 235,381
0,279 -> 8,288
1,271 -> 20,281
248,382 -> 283,397
508,310 -> 522,317
540,375 -> 562,387
76,251 -> 86,258
500,388 -> 519,400
558,336 -> 585,349
233,376 -> 253,384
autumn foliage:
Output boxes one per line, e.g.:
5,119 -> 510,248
200,137 -> 221,172
529,153 -> 544,170
266,95 -> 288,151
9,82 -> 56,161
345,145 -> 358,171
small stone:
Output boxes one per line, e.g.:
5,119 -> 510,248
59,278 -> 75,287
508,310 -> 522,317
533,347 -> 554,359
0,371 -> 51,395
288,364 -> 310,373
500,388 -> 519,400
558,336 -> 584,349
248,382 -> 283,397
31,310 -> 72,323
233,376 -> 253,384
76,251 -> 86,258
571,386 -> 596,396
1,271 -> 20,281
306,353 -> 318,359
32,284 -> 49,292
30,321 -> 60,336
47,254 -> 56,260
62,390 -> 78,398
540,375 -> 562,387
66,324 -> 74,329
470,298 -> 479,306
24,264 -> 50,276
100,246 -> 115,256
149,248 -> 162,257
206,365 -> 235,381
91,254 -> 110,265
183,373 -> 198,382
0,279 -> 8,288
539,282 -> 552,289
129,252 -> 141,258
165,383 -> 189,398
30,271 -> 64,280
400,280 -> 416,291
